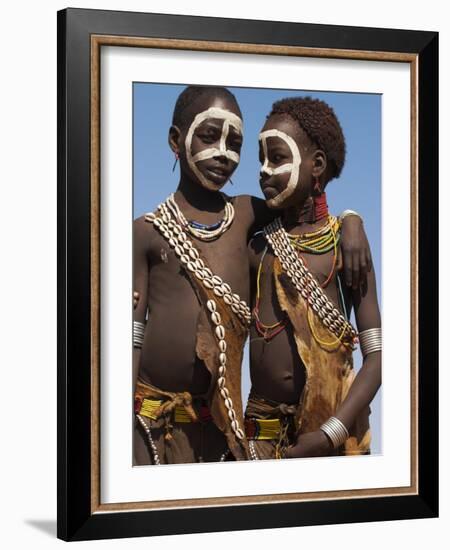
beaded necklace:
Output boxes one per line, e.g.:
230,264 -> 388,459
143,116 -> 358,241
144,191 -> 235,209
252,219 -> 340,342
263,218 -> 358,348
252,197 -> 342,342
287,215 -> 341,255
253,246 -> 289,341
166,192 -> 234,241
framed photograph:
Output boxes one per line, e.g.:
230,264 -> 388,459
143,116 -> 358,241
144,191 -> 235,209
57,8 -> 438,541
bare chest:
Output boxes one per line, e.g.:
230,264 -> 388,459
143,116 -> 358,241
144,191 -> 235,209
148,223 -> 250,302
257,246 -> 342,312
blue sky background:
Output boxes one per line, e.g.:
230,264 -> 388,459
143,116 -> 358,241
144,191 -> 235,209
133,82 -> 382,455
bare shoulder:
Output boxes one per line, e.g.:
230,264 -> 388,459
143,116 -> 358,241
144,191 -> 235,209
133,214 -> 158,252
227,193 -> 254,217
232,193 -> 266,214
230,193 -> 275,238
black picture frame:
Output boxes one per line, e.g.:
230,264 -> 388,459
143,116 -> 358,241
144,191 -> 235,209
57,7 -> 438,541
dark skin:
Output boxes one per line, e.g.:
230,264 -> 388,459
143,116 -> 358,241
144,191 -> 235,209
133,92 -> 372,406
248,114 -> 381,458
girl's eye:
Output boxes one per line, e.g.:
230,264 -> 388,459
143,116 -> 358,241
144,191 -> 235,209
202,131 -> 216,139
197,129 -> 219,142
229,139 -> 242,151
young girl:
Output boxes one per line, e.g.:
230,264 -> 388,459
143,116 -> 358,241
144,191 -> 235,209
245,96 -> 381,460
133,86 -> 371,465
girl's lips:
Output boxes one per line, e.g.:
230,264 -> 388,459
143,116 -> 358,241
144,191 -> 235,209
205,167 -> 229,182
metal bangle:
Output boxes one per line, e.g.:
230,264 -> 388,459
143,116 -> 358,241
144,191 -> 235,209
319,416 -> 349,449
133,320 -> 146,348
359,327 -> 382,357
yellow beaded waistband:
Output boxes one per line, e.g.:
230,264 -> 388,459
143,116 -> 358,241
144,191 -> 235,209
138,398 -> 210,423
245,418 -> 281,440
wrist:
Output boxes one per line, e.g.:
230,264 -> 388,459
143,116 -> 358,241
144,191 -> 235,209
319,416 -> 349,449
133,320 -> 146,348
318,429 -> 334,451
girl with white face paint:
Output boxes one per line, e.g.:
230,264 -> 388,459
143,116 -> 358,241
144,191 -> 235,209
246,97 -> 381,462
132,88 -> 259,465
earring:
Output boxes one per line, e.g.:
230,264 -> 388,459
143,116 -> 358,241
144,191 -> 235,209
172,152 -> 179,172
312,176 -> 328,222
313,176 -> 322,195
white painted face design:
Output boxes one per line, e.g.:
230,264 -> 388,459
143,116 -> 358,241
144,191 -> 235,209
259,129 -> 302,207
185,107 -> 243,188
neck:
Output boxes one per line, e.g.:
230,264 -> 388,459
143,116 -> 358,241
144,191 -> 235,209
175,173 -> 225,212
282,192 -> 328,229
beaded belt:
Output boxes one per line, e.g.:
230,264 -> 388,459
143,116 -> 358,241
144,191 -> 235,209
245,418 -> 281,440
136,398 -> 212,423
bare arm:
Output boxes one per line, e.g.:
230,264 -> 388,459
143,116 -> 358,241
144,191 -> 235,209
332,251 -> 381,432
133,217 -> 150,393
285,242 -> 381,459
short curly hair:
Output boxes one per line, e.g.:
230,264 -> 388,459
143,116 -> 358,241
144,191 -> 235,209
269,96 -> 346,181
172,85 -> 241,130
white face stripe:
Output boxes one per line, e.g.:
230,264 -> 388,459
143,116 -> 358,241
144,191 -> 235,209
185,107 -> 243,187
259,129 -> 302,207
260,133 -> 294,177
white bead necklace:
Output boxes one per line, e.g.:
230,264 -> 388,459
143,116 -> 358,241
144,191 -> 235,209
166,192 -> 235,241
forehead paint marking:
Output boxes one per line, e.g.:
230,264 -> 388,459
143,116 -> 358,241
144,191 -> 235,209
259,129 -> 302,207
185,107 -> 243,188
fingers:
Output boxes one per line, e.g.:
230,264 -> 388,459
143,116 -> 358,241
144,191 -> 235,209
344,249 -> 353,287
336,247 -> 343,272
359,249 -> 368,287
366,244 -> 373,273
133,290 -> 140,309
344,235 -> 373,290
352,251 -> 360,290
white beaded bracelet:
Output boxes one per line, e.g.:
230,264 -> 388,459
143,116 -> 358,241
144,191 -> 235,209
133,321 -> 146,348
319,416 -> 349,449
